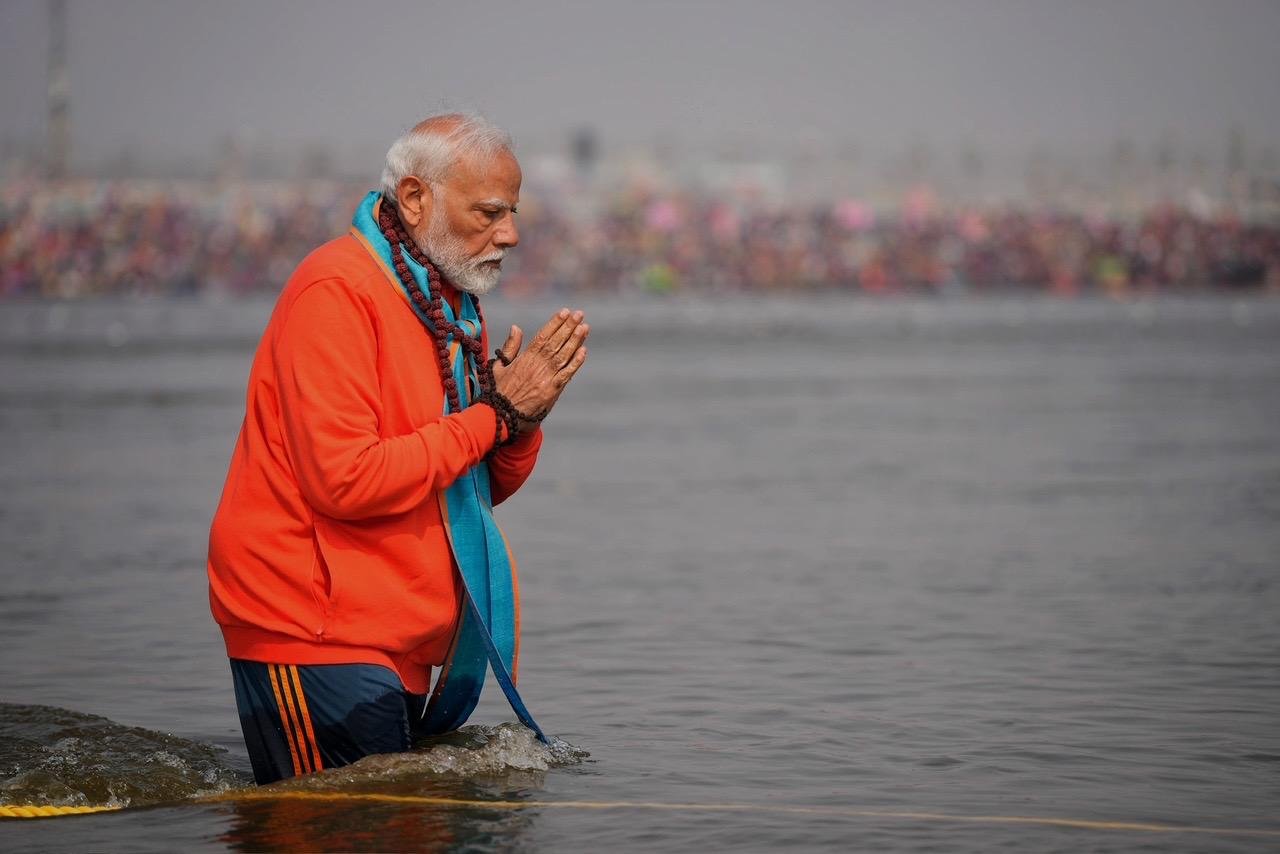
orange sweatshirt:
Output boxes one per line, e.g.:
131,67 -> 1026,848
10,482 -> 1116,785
207,234 -> 541,694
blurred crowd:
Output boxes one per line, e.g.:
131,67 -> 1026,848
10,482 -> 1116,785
0,180 -> 356,299
2,178 -> 1278,298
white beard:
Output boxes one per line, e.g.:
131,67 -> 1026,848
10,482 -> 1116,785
414,207 -> 505,296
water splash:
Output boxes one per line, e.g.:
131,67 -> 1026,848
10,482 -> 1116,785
277,722 -> 589,791
0,703 -> 244,807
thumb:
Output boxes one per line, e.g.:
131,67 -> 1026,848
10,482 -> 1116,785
498,324 -> 523,362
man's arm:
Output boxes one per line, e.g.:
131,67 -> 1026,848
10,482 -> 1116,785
273,278 -> 501,520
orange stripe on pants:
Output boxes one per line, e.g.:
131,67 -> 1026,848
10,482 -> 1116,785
287,665 -> 325,773
268,664 -> 306,776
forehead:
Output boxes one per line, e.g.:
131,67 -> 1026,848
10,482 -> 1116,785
441,150 -> 521,202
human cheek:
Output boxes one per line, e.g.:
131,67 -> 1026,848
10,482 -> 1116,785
465,231 -> 493,258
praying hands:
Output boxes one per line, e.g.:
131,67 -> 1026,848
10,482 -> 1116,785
491,308 -> 590,432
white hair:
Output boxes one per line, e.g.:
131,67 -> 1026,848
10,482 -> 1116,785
380,112 -> 513,204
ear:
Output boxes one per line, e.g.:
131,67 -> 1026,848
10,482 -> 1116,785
395,176 -> 433,229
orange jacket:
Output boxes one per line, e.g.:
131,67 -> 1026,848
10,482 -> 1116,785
207,235 -> 541,693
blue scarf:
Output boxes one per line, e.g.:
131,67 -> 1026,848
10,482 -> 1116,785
351,191 -> 545,742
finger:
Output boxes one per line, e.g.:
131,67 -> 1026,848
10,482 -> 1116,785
497,324 -> 523,363
554,322 -> 589,366
530,308 -> 572,350
554,345 -> 588,386
542,309 -> 584,354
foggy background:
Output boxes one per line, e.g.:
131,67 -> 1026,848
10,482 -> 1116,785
3,0 -> 1280,174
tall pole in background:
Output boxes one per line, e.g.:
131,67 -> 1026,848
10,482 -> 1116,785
47,0 -> 70,179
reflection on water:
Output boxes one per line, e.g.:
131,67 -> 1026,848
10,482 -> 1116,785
212,768 -> 558,854
218,796 -> 461,853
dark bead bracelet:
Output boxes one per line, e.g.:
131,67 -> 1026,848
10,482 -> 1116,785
475,388 -> 547,459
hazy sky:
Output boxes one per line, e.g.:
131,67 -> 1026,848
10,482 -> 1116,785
2,0 -> 1278,172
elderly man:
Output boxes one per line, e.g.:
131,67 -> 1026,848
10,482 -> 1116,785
207,114 -> 587,784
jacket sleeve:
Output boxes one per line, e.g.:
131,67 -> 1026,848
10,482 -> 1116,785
481,322 -> 544,506
489,427 -> 543,505
273,278 -> 500,520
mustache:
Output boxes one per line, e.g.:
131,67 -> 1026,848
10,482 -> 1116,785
473,251 -> 505,265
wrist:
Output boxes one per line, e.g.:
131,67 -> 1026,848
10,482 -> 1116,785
473,391 -> 522,458
507,423 -> 540,445
487,402 -> 513,444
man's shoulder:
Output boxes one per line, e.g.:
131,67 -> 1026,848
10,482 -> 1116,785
265,236 -> 396,335
285,235 -> 385,296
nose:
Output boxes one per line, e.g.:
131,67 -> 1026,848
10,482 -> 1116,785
494,212 -> 519,250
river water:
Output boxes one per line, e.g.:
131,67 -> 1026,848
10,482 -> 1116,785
0,295 -> 1277,852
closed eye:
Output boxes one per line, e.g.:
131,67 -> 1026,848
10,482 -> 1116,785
475,199 -> 516,219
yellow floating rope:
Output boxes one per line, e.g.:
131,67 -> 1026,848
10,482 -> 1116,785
0,804 -> 123,818
4,790 -> 1278,838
